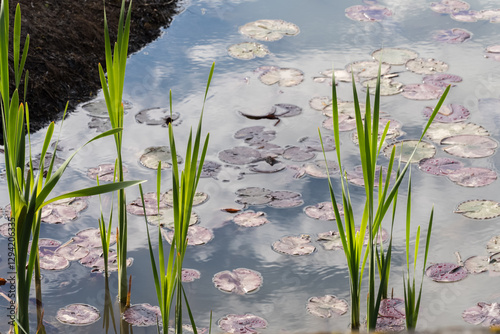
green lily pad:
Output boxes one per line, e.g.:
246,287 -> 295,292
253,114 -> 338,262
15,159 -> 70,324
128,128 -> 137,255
487,236 -> 500,254
371,48 -> 419,65
239,19 -> 299,41
259,67 -> 304,87
346,60 -> 391,79
426,123 -> 489,143
383,140 -> 436,163
139,146 -> 183,169
455,200 -> 500,220
228,42 -> 269,60
406,58 -> 449,75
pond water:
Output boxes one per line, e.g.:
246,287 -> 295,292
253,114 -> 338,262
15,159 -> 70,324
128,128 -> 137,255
3,0 -> 500,332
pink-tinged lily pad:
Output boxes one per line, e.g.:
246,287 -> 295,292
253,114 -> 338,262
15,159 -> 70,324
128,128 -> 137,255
304,202 -> 343,221
402,84 -> 444,100
235,126 -> 276,145
322,115 -> 357,132
406,58 -> 449,75
41,197 -> 88,224
233,211 -> 270,227
418,157 -> 464,176
259,67 -> 304,87
73,228 -> 116,249
87,163 -> 128,182
383,140 -> 436,163
122,303 -> 161,326
268,190 -> 304,208
485,46 -> 500,61
346,60 -> 391,79
423,74 -> 463,88
362,77 -> 403,96
272,235 -> 316,255
201,160 -> 222,179
182,269 -> 201,282
31,238 -> 62,256
139,146 -> 182,170
379,298 -> 405,319
228,42 -> 269,60
236,187 -> 273,206
213,268 -> 263,294
135,108 -> 180,127
450,10 -> 480,22
478,9 -> 500,23
283,146 -> 315,162
346,165 -> 396,187
430,0 -> 470,14
162,225 -> 213,246
80,248 -> 133,273
40,254 -> 70,271
422,104 -> 469,123
345,5 -> 393,22
372,48 -> 418,66
0,223 -> 11,238
446,167 -> 497,187
487,236 -> 500,254
306,295 -> 349,318
426,123 -> 489,143
219,146 -> 261,165
425,263 -> 468,282
147,208 -> 198,229
434,28 -> 472,44
463,302 -> 500,326
376,316 -> 406,332
56,303 -> 100,325
218,314 -> 267,334
239,19 -> 299,41
455,200 -> 500,220
441,135 -> 498,158
127,192 -> 170,216
55,243 -> 90,261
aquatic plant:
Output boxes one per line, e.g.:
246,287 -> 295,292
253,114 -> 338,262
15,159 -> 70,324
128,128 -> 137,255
142,63 -> 213,332
319,68 -> 449,330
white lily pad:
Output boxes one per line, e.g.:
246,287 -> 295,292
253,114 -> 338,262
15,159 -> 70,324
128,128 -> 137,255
182,269 -> 201,283
441,135 -> 498,158
139,146 -> 183,169
304,202 -> 343,221
239,19 -> 299,41
345,5 -> 393,22
406,58 -> 449,75
447,167 -> 497,187
213,268 -> 263,294
362,77 -> 403,95
346,60 -> 391,79
402,84 -> 444,100
430,0 -> 470,14
371,48 -> 418,65
56,303 -> 100,325
306,295 -> 349,318
455,200 -> 500,220
426,123 -> 489,143
463,302 -> 500,327
383,140 -> 436,163
272,235 -> 316,255
41,197 -> 88,224
218,314 -> 267,334
259,67 -> 304,87
228,42 -> 269,60
233,210 -> 270,227
162,225 -> 213,246
135,108 -> 180,127
434,28 -> 472,44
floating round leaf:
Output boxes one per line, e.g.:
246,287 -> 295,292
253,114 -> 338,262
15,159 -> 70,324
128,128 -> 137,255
268,190 -> 304,208
346,60 -> 391,79
135,108 -> 180,127
317,231 -> 343,250
464,256 -> 489,274
430,0 -> 470,14
376,316 -> 406,332
163,225 -> 213,246
422,74 -> 463,88
236,187 -> 272,206
259,67 -> 304,87
88,117 -> 111,132
235,126 -> 276,145
147,208 -> 198,229
347,165 -> 396,187
455,200 -> 500,220
487,236 -> 500,254
362,77 -> 403,96
30,152 -> 65,172
139,146 -> 183,170
425,263 -> 468,282
233,210 -> 270,227
426,123 -> 489,143
418,157 -> 464,176
406,58 -> 449,75
165,189 -> 208,207
87,163 -> 128,182
228,42 -> 269,60
306,295 -> 349,318
313,69 -> 354,84
239,19 -> 299,41
345,5 -> 393,22
462,302 -> 500,326
213,268 -> 263,294
201,160 -> 222,178
304,202 -> 343,221
41,197 -> 88,224
82,99 -> 132,118
299,136 -> 335,152
301,160 -> 340,178
351,118 -> 403,146
451,10 -> 480,22
485,46 -> 500,61
434,28 -> 472,43
122,303 -> 161,326
422,104 -> 469,123
441,135 -> 498,158
447,167 -> 497,187
402,84 -> 443,100
309,97 -> 332,112
283,146 -> 315,162
478,9 -> 500,23
73,228 -> 116,249
218,314 -> 267,334
249,158 -> 286,174
0,223 -> 9,238
379,298 -> 405,319
40,254 -> 70,271
383,140 -> 436,163
80,248 -> 133,273
371,48 -> 418,65
56,303 -> 100,325
322,115 -> 357,132
56,243 -> 90,261
219,146 -> 261,165
272,235 -> 315,255
182,269 -> 201,283
272,103 -> 302,117
127,192 -> 170,216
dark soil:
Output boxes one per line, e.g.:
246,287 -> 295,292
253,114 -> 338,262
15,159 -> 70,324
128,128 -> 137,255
7,0 -> 179,134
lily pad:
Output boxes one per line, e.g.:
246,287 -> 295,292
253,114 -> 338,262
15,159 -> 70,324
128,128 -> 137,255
422,104 -> 469,123
362,77 -> 403,96
425,262 -> 468,282
379,298 -> 405,319
450,10 -> 480,22
233,211 -> 270,227
383,140 -> 436,163
430,0 -> 470,14
418,157 -> 464,176
317,231 -> 343,250
485,46 -> 500,61
487,236 -> 500,254
30,152 -> 65,173
304,202 -> 343,221
376,316 -> 406,332
182,269 -> 201,283
165,189 -> 208,207
241,104 -> 301,125
322,115 -> 357,132
218,314 -> 267,334
56,303 -> 100,325
272,235 -> 316,255
162,225 -> 213,246
463,302 -> 500,326
299,135 -> 335,152
346,165 -> 396,187
200,160 -> 222,178
402,84 -> 444,100
73,228 -> 116,249
426,123 -> 489,143
406,58 -> 449,75
455,200 -> 500,219
235,126 -> 276,145
249,157 -> 286,173
122,303 -> 161,327
310,98 -> 366,118
346,60 -> 391,79
127,192 -> 170,216
463,256 -> 500,274
235,187 -> 273,206
313,69 -> 354,84
55,243 -> 90,262
228,42 -> 269,60
268,190 -> 304,208
139,146 -> 183,169
87,163 -> 128,182
351,118 -> 403,146
41,197 -> 88,224
213,268 -> 263,294
80,248 -> 133,273
345,5 -> 393,22
88,117 -> 111,132
434,28 -> 472,44
82,99 -> 132,118
422,74 -> 463,88
306,295 -> 349,318
283,146 -> 315,162
259,67 -> 304,87
299,160 -> 340,178
447,167 -> 497,187
40,254 -> 70,271
135,108 -> 180,127
239,19 -> 299,41
441,135 -> 498,158
219,146 -> 261,165
478,9 -> 500,23
147,208 -> 198,229
371,48 -> 418,65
